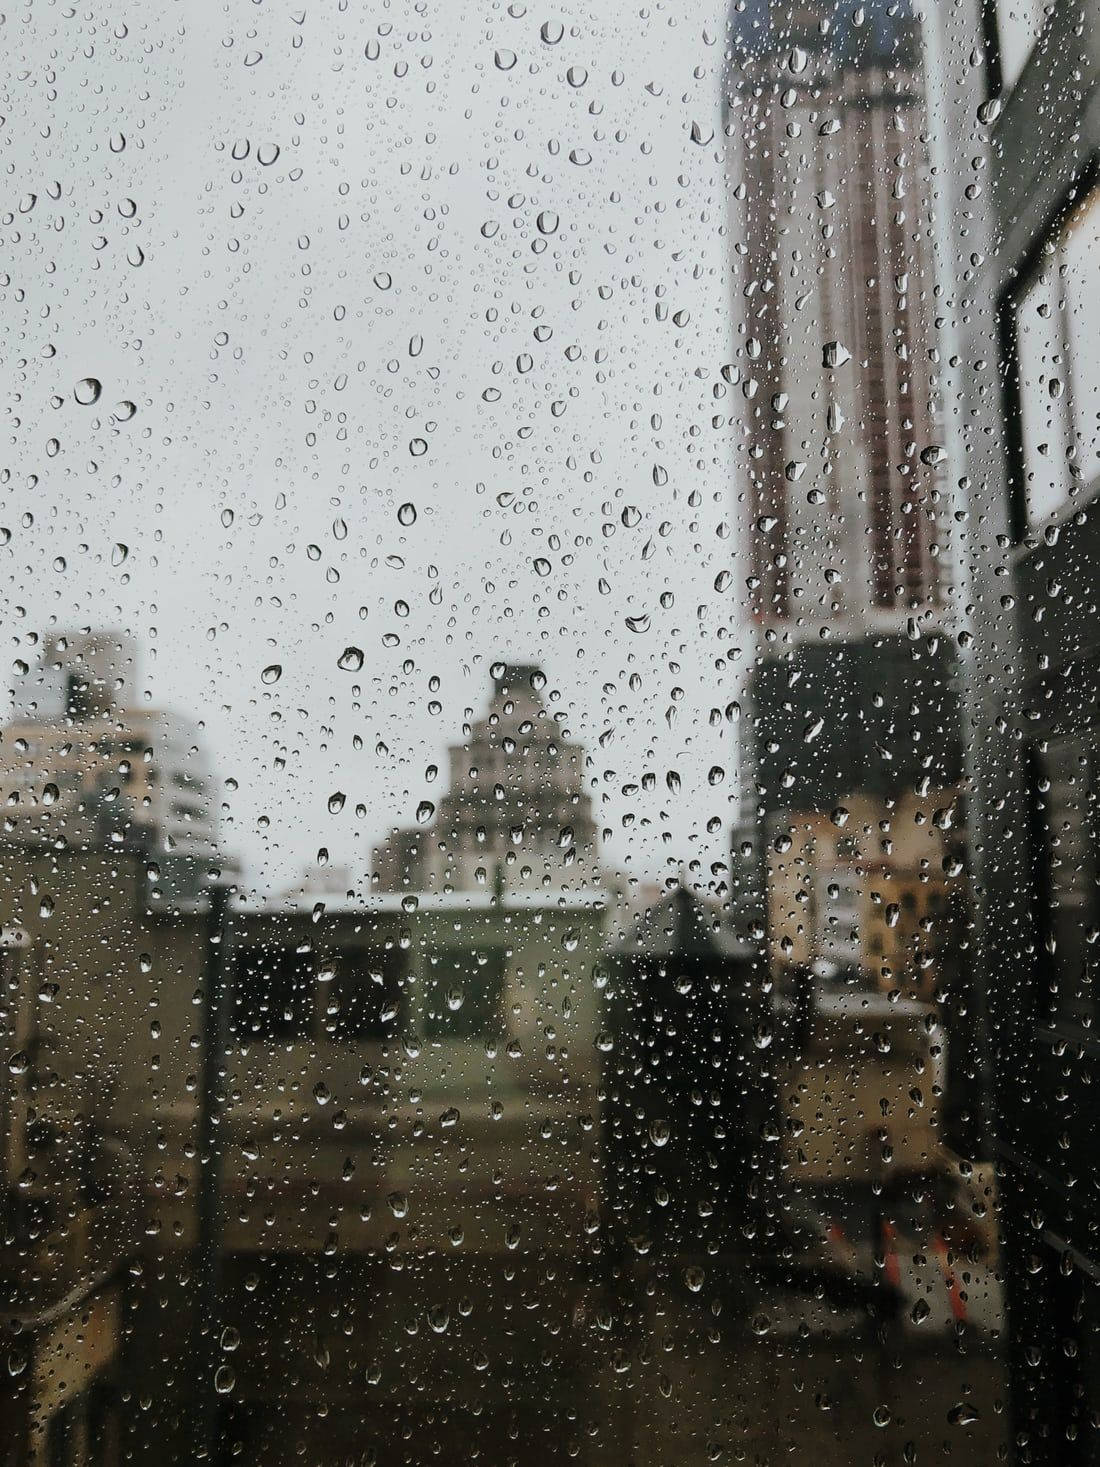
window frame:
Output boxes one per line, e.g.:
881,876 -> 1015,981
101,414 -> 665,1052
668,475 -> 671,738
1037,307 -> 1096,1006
999,156 -> 1100,542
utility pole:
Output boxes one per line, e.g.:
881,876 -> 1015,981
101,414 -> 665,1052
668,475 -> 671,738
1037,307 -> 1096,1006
194,882 -> 233,1463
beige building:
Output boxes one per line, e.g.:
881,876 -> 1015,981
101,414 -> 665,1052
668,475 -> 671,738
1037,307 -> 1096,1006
763,787 -> 966,1189
0,631 -> 220,898
765,787 -> 968,999
373,663 -> 601,898
0,845 -> 211,1467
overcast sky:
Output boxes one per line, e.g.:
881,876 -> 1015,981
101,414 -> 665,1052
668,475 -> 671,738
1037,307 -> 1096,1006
2,0 -> 742,899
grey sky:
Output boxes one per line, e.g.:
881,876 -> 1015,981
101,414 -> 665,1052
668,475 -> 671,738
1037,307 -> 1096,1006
2,0 -> 739,897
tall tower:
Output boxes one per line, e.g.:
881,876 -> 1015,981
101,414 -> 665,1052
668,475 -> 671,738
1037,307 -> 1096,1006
724,1 -> 963,956
727,0 -> 943,635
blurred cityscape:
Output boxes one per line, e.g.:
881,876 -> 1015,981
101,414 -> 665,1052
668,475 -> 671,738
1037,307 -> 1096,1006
2,1 -> 1098,1466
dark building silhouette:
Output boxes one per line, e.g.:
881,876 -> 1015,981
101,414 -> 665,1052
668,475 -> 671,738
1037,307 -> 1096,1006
951,2 -> 1100,1460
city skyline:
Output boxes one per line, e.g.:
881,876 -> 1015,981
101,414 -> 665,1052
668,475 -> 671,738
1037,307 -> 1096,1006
2,0 -> 740,900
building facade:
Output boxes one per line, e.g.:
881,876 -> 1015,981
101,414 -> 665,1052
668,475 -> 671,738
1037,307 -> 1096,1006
373,663 -> 601,898
0,632 -> 221,900
947,1 -> 1100,1460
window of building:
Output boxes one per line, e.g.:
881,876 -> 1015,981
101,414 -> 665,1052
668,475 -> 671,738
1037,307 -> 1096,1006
423,948 -> 505,1039
1029,736 -> 1100,1029
232,946 -> 314,1041
324,947 -> 404,1041
1006,176 -> 1100,531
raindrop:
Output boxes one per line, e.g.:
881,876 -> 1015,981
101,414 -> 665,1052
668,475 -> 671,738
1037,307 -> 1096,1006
74,377 -> 102,406
328,792 -> 346,814
261,664 -> 282,685
337,646 -> 364,672
495,49 -> 518,70
388,1191 -> 408,1219
397,502 -> 417,526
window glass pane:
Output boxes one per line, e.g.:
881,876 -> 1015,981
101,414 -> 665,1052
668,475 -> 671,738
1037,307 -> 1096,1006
1062,190 -> 1100,500
324,948 -> 403,1041
423,948 -> 504,1038
1012,182 -> 1100,528
232,946 -> 314,1040
4,0 -> 1097,1462
1031,738 -> 1099,1029
995,0 -> 1051,91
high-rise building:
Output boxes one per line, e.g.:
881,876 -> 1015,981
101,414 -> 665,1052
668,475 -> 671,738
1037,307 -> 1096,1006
726,0 -> 944,633
724,0 -> 965,937
0,630 -> 222,898
724,1 -> 976,1169
373,662 -> 600,896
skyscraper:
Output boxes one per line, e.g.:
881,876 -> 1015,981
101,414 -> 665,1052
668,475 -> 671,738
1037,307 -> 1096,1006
726,0 -> 944,633
725,1 -> 964,942
724,2 -> 973,1153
